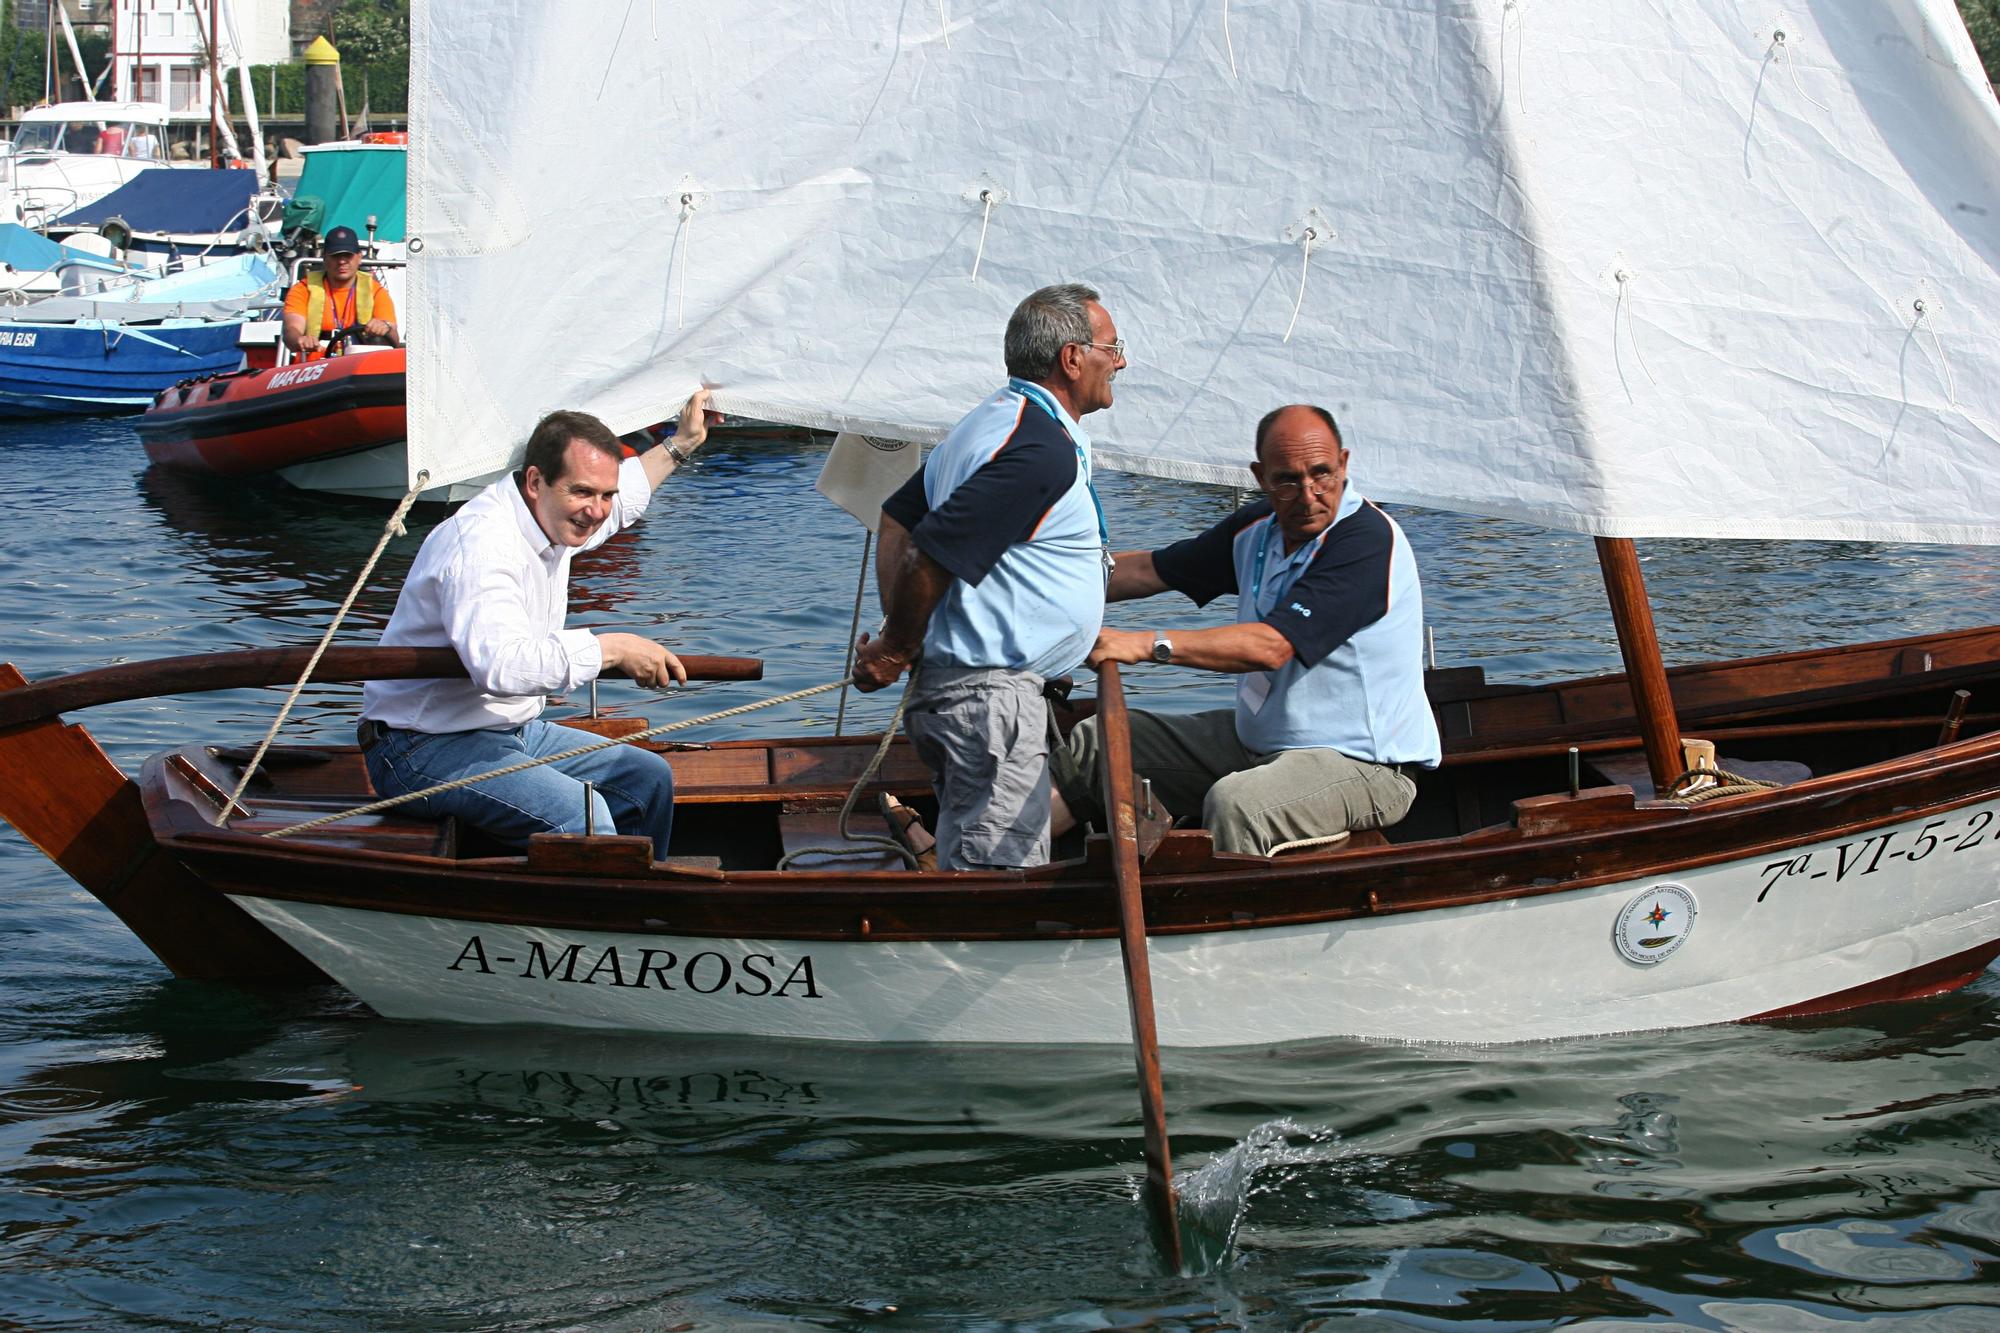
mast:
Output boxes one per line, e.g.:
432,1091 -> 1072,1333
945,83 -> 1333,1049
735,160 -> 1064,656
208,0 -> 219,166
1594,537 -> 1684,795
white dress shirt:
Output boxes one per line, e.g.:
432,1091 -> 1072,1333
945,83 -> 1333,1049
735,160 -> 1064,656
363,456 -> 653,732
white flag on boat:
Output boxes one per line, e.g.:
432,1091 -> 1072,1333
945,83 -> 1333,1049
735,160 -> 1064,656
815,432 -> 922,533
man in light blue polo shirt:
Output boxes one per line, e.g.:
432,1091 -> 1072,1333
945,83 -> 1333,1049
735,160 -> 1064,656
851,283 -> 1125,869
1050,404 -> 1441,856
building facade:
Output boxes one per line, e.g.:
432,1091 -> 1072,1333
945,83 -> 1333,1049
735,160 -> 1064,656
102,0 -> 291,120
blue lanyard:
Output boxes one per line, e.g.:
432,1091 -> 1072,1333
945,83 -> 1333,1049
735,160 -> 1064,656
1012,380 -> 1109,547
1248,518 -> 1327,613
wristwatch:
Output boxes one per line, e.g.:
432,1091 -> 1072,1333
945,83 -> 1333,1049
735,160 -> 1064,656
666,441 -> 693,466
1150,632 -> 1174,664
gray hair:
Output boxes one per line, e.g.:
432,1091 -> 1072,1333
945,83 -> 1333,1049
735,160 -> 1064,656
1004,283 -> 1100,380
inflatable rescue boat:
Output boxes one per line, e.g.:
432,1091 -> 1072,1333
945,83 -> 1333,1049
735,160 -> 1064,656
136,346 -> 406,479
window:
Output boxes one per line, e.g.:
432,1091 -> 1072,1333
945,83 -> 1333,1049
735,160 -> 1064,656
169,66 -> 199,112
134,67 -> 161,103
144,12 -> 174,36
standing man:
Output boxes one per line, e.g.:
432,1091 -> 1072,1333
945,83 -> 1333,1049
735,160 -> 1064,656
124,121 -> 158,160
281,226 -> 398,358
358,392 -> 717,858
851,283 -> 1126,869
1050,404 -> 1440,855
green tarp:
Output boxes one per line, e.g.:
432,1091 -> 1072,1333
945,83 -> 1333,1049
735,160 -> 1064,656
286,146 -> 406,243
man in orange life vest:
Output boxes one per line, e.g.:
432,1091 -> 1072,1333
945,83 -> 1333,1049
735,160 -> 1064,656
281,225 -> 399,359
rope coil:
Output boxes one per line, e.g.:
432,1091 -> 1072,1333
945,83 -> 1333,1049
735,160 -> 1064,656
1661,767 -> 1782,805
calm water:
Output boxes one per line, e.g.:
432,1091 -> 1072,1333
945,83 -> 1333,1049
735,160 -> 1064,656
2,419 -> 1998,1329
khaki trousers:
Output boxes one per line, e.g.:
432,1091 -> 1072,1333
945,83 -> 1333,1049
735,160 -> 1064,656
1051,708 -> 1416,856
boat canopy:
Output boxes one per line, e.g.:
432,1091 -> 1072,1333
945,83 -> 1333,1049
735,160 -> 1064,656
3,252 -> 280,321
60,169 -> 263,234
0,223 -> 131,275
289,144 -> 406,244
407,0 -> 2000,545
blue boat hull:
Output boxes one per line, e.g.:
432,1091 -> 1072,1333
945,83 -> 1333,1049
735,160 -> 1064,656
0,323 -> 247,417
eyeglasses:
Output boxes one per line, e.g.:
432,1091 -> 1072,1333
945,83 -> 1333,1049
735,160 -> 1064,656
1071,338 -> 1126,358
1266,469 -> 1342,501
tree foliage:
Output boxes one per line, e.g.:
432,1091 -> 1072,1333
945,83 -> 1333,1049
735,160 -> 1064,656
1963,0 -> 2000,84
327,0 -> 410,69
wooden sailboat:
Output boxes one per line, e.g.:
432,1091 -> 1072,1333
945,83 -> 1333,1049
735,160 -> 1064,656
3,0 -> 1999,1045
2,617 -> 1995,1044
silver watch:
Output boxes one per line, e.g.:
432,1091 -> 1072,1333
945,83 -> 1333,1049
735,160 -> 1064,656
666,441 -> 693,466
1150,632 -> 1174,664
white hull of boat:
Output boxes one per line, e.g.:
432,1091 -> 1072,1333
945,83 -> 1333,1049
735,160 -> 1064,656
228,796 -> 2000,1046
279,442 -> 499,503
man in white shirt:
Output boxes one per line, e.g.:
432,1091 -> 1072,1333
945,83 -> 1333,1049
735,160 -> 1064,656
358,391 -> 714,858
124,124 -> 158,160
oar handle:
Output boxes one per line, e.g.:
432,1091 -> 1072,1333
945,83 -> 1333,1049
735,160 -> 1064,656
0,646 -> 765,729
1095,660 -> 1184,1270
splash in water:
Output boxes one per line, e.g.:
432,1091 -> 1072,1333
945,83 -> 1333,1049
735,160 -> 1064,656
1153,1117 -> 1347,1271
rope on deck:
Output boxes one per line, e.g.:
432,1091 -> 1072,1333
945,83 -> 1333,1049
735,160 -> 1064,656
264,677 -> 847,839
222,471 -> 430,826
776,671 -> 919,871
1660,767 -> 1783,805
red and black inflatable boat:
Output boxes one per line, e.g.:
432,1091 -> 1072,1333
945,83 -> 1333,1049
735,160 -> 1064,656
136,348 -> 406,477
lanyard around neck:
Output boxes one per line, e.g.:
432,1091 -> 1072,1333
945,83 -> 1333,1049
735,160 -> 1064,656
1249,517 -> 1328,612
1012,381 -> 1109,548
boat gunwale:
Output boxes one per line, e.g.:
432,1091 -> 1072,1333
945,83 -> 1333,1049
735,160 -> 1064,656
149,725 -> 2000,943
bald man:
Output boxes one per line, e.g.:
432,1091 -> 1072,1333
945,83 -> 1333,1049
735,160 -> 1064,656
1049,404 -> 1440,856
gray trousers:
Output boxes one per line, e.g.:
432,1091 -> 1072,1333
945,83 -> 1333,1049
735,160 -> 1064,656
904,666 -> 1052,870
1051,708 -> 1417,856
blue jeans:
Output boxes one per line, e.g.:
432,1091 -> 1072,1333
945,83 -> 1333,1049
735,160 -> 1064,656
363,719 -> 675,858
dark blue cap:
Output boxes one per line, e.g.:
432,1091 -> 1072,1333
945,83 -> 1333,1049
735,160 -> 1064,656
322,225 -> 362,255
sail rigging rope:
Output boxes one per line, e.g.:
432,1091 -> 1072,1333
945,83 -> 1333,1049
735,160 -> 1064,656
221,471 -> 431,826
1282,226 -> 1317,344
1770,30 -> 1831,114
971,189 -> 996,282
834,529 -> 874,736
265,677 -> 849,839
1913,298 -> 1958,406
1613,269 -> 1657,388
675,192 -> 696,329
775,670 -> 920,871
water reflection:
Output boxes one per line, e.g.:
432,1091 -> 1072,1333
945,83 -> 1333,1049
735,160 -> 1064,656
2,423 -> 2000,1326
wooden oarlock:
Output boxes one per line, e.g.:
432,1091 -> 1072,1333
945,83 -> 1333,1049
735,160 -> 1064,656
1094,661 -> 1184,1270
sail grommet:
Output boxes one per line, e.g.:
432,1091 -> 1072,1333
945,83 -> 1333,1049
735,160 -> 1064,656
1909,286 -> 1958,406
1603,255 -> 1658,390
961,176 -> 1008,282
1281,209 -> 1333,343
671,179 -> 710,329
407,236 -> 425,254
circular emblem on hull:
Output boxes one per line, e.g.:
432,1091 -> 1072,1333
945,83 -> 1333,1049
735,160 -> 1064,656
1614,883 -> 1697,966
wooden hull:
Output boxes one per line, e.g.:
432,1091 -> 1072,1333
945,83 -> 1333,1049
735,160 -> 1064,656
5,629 -> 1999,1045
219,793 -> 2000,1044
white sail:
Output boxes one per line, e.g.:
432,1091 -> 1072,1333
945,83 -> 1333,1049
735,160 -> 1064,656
408,0 -> 2000,543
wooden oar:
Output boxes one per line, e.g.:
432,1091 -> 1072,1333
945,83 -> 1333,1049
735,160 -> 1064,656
1094,660 -> 1183,1270
0,647 -> 764,729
